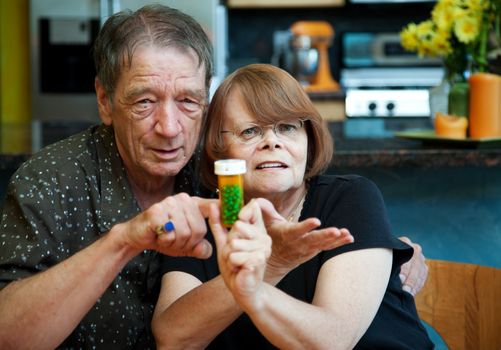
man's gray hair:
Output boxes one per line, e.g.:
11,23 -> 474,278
93,4 -> 213,97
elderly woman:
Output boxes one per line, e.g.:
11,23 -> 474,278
152,64 -> 432,349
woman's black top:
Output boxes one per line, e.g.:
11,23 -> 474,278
161,175 -> 434,349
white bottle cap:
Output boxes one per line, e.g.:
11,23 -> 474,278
214,159 -> 246,175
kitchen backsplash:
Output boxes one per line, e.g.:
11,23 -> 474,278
227,2 -> 435,81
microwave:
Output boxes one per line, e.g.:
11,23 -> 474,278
342,32 -> 440,67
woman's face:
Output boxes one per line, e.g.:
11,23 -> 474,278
221,89 -> 308,198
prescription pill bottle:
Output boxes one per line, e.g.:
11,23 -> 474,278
214,159 -> 246,228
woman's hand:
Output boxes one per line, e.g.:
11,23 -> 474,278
209,199 -> 272,310
256,198 -> 354,283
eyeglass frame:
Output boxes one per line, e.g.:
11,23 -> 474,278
220,118 -> 308,145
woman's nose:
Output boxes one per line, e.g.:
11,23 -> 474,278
259,127 -> 282,148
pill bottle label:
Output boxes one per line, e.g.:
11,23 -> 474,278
218,174 -> 244,227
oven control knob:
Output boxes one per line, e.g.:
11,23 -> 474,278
386,102 -> 395,111
368,102 -> 377,111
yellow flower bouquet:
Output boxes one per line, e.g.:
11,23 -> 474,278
400,0 -> 500,79
400,0 -> 501,118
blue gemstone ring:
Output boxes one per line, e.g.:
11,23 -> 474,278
155,220 -> 175,235
164,221 -> 175,232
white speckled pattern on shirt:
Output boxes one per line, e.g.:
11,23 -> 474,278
0,124 -> 200,349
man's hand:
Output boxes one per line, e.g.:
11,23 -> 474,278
255,198 -> 354,283
398,236 -> 428,296
116,193 -> 216,259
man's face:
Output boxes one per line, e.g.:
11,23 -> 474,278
98,45 -> 207,181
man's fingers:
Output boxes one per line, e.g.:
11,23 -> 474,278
189,239 -> 213,259
193,196 -> 219,218
164,194 -> 207,251
399,236 -> 411,245
398,236 -> 428,296
402,269 -> 423,296
405,258 -> 428,296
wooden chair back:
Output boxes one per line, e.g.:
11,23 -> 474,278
415,259 -> 501,350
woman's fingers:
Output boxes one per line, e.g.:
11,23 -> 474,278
302,227 -> 354,251
208,202 -> 228,251
227,250 -> 269,268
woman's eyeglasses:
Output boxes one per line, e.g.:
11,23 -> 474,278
221,119 -> 307,145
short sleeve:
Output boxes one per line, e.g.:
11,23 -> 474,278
304,175 -> 413,268
159,255 -> 207,279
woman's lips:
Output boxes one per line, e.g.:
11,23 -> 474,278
256,162 -> 287,170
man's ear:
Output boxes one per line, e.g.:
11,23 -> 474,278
95,77 -> 113,125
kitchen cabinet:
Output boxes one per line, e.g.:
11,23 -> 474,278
312,99 -> 345,121
308,91 -> 346,121
227,0 -> 345,8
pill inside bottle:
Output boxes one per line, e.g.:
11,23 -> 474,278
214,159 -> 246,228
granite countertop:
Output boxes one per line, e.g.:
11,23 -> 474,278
332,144 -> 501,168
1,120 -> 501,170
329,120 -> 501,168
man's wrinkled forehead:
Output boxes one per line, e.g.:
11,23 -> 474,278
120,42 -> 205,75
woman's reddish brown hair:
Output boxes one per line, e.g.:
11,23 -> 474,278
200,63 -> 334,191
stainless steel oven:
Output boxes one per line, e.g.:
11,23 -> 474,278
340,32 -> 444,118
30,0 -> 227,123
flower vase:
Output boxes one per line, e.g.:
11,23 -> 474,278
429,66 -> 469,120
448,81 -> 469,118
429,78 -> 450,120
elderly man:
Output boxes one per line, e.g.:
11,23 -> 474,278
0,5 -> 214,349
0,4 -> 427,349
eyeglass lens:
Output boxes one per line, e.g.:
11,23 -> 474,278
233,120 -> 304,144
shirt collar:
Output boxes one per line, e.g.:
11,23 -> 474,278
95,125 -> 201,233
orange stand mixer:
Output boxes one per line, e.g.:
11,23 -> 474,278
290,21 -> 340,92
